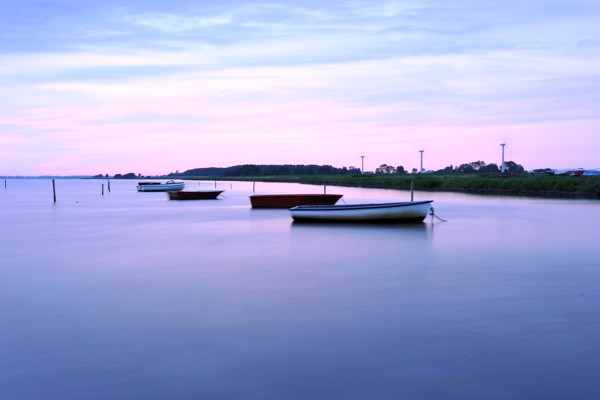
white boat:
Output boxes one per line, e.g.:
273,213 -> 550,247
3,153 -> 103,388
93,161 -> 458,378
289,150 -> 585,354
136,180 -> 185,192
290,200 -> 433,223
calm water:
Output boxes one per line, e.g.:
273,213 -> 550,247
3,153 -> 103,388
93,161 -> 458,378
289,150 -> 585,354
1,179 -> 599,399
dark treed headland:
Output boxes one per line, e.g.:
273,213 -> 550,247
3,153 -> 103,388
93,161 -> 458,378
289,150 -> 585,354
104,160 -> 526,179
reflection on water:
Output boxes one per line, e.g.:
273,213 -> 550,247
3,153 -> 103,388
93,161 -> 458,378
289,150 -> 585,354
1,179 -> 600,399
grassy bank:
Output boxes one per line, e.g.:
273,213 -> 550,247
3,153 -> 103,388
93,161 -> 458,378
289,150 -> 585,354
184,174 -> 600,199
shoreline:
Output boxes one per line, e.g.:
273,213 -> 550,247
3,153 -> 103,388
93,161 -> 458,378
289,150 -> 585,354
10,175 -> 596,199
183,174 -> 600,200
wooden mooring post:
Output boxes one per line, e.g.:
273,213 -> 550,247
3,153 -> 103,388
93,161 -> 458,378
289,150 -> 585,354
108,179 -> 111,192
52,179 -> 57,203
102,184 -> 104,196
410,180 -> 414,202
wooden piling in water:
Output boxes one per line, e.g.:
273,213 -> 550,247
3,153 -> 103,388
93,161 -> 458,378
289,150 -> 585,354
410,180 -> 414,201
108,180 -> 111,192
52,179 -> 56,203
102,184 -> 104,196
253,181 -> 255,192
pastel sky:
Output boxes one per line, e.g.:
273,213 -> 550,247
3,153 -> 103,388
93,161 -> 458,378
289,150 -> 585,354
2,0 -> 599,175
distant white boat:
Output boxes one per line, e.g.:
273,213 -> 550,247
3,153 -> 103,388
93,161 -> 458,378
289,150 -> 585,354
136,180 -> 185,192
583,169 -> 600,176
290,201 -> 433,223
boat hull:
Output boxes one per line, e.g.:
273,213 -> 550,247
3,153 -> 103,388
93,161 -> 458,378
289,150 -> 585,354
250,194 -> 343,208
290,201 -> 433,223
136,181 -> 185,192
168,190 -> 223,200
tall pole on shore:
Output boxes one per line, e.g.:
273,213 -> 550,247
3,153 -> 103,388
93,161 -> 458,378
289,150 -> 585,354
419,150 -> 424,173
500,143 -> 506,174
361,155 -> 365,174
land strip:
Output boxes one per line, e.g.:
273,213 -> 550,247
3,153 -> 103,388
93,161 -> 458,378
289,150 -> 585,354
184,174 -> 600,199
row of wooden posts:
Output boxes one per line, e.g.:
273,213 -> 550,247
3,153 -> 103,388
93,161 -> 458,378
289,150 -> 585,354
3,178 -> 415,203
44,179 -> 319,202
50,179 -> 111,202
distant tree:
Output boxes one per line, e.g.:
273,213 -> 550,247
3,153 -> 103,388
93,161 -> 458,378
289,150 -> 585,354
318,165 -> 336,175
456,163 -> 474,173
469,161 -> 487,171
504,161 -> 525,174
304,165 -> 316,175
479,163 -> 500,174
377,164 -> 397,174
180,167 -> 223,177
412,168 -> 418,174
237,165 -> 261,176
276,165 -> 291,175
396,166 -> 407,174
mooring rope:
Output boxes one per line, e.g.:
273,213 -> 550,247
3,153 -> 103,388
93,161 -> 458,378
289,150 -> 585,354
429,206 -> 447,222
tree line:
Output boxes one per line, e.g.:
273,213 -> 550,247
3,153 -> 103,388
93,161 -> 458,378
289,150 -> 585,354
96,160 -> 524,179
376,160 -> 525,175
171,164 -> 362,177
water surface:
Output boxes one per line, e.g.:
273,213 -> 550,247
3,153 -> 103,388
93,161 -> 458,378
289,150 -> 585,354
1,179 -> 599,399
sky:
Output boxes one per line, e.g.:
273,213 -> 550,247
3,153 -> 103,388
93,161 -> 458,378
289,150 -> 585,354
1,0 -> 599,176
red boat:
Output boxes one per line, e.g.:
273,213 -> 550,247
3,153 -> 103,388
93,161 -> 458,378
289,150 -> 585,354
249,194 -> 343,208
168,190 -> 223,200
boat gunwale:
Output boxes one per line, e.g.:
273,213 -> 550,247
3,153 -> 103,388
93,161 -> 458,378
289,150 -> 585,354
136,181 -> 185,192
167,190 -> 223,199
249,193 -> 343,208
168,190 -> 224,194
250,194 -> 343,198
290,200 -> 432,212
